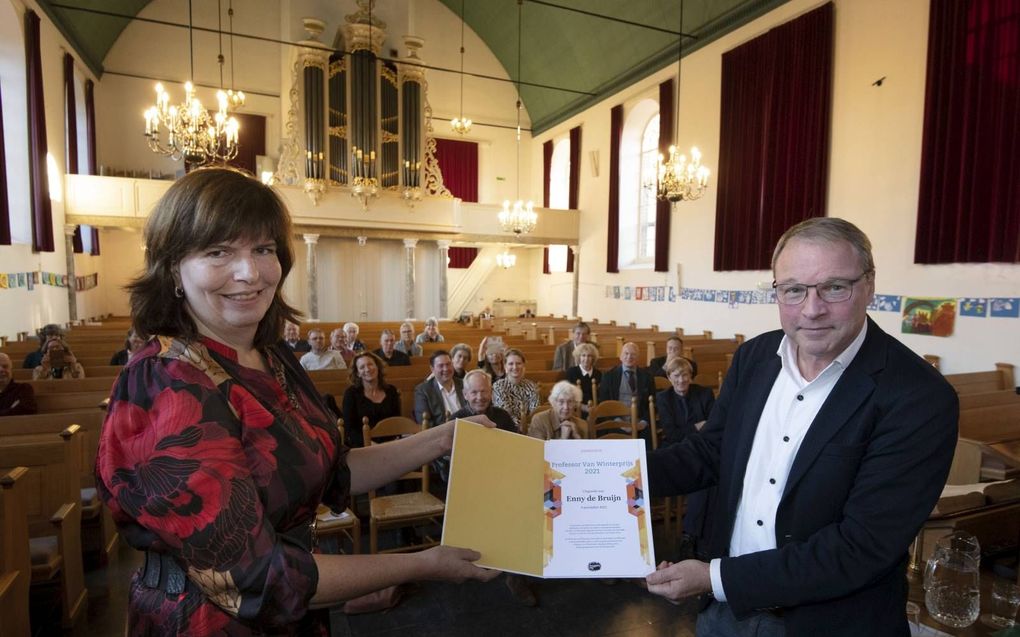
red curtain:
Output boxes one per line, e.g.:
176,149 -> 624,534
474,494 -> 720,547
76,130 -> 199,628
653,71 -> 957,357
568,126 -> 581,209
606,104 -> 623,273
63,53 -> 78,175
713,3 -> 833,271
84,79 -> 97,175
433,138 -> 478,202
542,140 -> 553,208
655,79 -> 674,272
228,112 -> 266,175
448,246 -> 478,268
543,247 -> 550,274
26,10 -> 54,253
567,246 -> 574,272
915,0 -> 1020,264
72,226 -> 83,253
90,227 -> 100,256
0,82 -> 10,245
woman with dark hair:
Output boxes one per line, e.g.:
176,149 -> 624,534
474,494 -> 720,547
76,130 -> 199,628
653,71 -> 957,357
95,168 -> 496,636
449,343 -> 473,380
109,328 -> 147,365
341,351 -> 400,448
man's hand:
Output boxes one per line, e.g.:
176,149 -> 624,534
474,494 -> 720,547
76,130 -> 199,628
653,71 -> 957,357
646,559 -> 712,604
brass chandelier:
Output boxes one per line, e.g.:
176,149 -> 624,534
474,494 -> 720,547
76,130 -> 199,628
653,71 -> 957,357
499,0 -> 537,236
142,0 -> 240,165
450,0 -> 472,135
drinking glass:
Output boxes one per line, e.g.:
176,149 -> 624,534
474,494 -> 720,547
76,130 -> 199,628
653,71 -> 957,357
925,550 -> 980,628
981,579 -> 1020,628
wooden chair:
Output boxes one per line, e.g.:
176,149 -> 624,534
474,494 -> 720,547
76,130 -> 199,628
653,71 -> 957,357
314,423 -> 361,554
647,398 -> 683,545
0,426 -> 87,628
654,376 -> 670,391
363,417 -> 445,554
587,398 -> 638,440
0,467 -> 31,637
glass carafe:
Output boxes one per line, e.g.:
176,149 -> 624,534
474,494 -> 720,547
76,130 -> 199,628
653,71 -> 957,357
924,531 -> 981,628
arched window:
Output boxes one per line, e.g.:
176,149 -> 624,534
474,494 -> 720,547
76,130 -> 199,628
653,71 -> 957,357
618,98 -> 658,267
0,0 -> 30,243
548,138 -> 570,209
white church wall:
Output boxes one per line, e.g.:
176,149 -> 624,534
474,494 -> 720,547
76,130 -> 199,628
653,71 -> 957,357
531,0 -> 1020,378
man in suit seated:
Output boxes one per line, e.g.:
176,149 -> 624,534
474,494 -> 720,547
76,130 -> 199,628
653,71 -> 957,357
552,321 -> 596,371
644,217 -> 957,636
413,350 -> 465,426
278,321 -> 310,355
0,353 -> 37,415
598,342 -> 656,429
647,335 -> 699,378
374,329 -> 411,366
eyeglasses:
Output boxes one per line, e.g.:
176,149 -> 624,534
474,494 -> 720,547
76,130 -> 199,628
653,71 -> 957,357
772,271 -> 872,306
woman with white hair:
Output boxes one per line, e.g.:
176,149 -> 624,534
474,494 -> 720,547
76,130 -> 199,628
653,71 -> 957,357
415,317 -> 445,344
528,381 -> 586,440
343,322 -> 366,352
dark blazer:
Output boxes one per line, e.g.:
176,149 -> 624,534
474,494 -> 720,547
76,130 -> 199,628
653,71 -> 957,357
565,366 -> 602,407
598,365 -> 656,422
648,355 -> 699,378
373,348 -> 412,367
413,377 -> 465,426
647,318 -> 958,637
278,339 -> 311,355
654,385 -> 715,447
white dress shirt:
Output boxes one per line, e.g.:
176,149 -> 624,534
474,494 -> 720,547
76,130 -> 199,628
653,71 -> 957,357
437,378 -> 462,417
710,322 -> 868,602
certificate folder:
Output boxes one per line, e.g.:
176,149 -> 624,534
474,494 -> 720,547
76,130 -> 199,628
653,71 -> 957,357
442,420 -> 655,578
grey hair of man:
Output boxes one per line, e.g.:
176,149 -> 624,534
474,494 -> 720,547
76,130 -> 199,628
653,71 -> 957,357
548,380 -> 582,406
342,322 -> 360,336
771,217 -> 875,275
463,368 -> 491,390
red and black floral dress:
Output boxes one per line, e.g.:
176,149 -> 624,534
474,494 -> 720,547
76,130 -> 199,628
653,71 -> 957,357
96,335 -> 349,636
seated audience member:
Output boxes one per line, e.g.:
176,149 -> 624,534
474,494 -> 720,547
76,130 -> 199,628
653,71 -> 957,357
278,321 -> 310,354
598,342 -> 655,425
492,348 -> 539,431
22,323 -> 64,368
413,350 -> 465,426
299,329 -> 347,370
374,329 -> 411,366
0,352 -> 38,415
552,322 -> 593,371
647,336 -> 699,378
450,368 -> 534,606
518,308 -> 534,318
33,339 -> 85,380
478,306 -> 493,319
415,317 -> 445,344
449,343 -> 473,380
528,381 -> 586,440
343,322 -> 366,352
477,336 -> 507,382
341,352 -> 400,448
328,328 -> 355,366
452,369 -> 516,432
565,342 -> 602,415
110,328 -> 147,365
654,356 -> 716,559
655,357 -> 714,446
395,321 -> 423,357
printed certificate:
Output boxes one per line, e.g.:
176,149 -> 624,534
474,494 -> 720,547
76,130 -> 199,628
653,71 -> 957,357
441,420 -> 655,578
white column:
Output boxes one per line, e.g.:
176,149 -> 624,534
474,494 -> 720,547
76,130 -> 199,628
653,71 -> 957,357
64,225 -> 78,322
403,238 -> 418,319
436,239 -> 450,319
303,234 -> 320,321
571,245 -> 580,318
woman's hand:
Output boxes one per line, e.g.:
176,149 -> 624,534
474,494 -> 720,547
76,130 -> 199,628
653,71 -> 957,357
415,545 -> 501,583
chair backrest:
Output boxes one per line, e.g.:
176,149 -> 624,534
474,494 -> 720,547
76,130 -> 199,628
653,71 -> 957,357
364,416 -> 429,493
654,376 -> 670,391
648,396 -> 660,450
587,399 -> 638,440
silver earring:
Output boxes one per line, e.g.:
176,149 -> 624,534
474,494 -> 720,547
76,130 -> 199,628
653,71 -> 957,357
174,286 -> 184,298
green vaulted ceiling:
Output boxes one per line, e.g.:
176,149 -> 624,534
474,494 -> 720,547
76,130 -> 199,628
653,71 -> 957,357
39,0 -> 790,134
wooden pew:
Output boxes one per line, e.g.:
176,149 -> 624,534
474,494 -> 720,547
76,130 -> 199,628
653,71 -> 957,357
0,427 -> 87,628
945,363 -> 1015,395
0,467 -> 31,637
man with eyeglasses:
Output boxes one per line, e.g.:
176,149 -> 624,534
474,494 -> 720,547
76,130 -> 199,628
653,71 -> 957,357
644,217 -> 957,637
